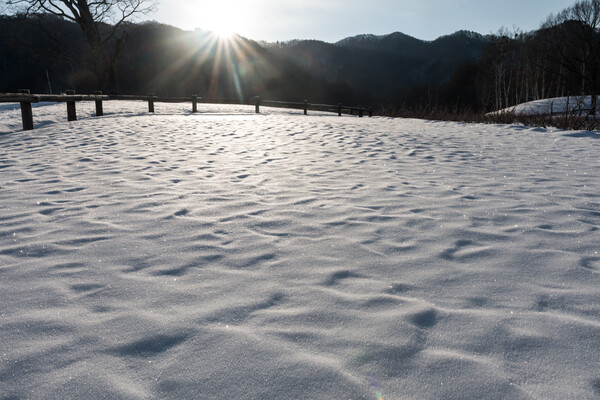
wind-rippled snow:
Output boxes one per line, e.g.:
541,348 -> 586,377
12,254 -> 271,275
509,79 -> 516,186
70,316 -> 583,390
1,102 -> 599,399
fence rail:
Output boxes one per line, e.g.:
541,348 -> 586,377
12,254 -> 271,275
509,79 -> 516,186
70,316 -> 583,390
0,90 -> 373,131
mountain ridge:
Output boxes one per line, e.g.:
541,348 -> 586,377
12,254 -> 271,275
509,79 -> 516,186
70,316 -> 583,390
0,15 -> 492,107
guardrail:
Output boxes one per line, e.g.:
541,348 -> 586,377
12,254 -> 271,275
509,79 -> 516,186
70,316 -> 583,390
0,90 -> 374,131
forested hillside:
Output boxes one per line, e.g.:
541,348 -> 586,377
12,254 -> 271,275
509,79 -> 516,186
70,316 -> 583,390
2,0 -> 600,113
0,14 -> 489,108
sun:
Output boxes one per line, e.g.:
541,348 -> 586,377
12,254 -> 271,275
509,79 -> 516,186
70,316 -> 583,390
209,12 -> 237,39
213,27 -> 235,40
201,2 -> 244,39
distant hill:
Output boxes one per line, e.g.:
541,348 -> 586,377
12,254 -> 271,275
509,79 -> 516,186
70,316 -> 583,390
0,15 -> 491,107
269,30 -> 490,105
336,32 -> 426,58
337,30 -> 488,58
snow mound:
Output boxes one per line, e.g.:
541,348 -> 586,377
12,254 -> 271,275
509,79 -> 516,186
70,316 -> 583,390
497,95 -> 599,116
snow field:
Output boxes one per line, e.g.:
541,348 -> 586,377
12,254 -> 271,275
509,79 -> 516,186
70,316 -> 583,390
1,102 -> 599,399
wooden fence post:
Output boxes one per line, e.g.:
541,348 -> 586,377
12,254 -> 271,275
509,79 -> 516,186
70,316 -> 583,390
303,100 -> 308,115
368,107 -> 373,117
65,90 -> 77,121
359,107 -> 364,118
192,95 -> 198,113
255,96 -> 260,114
18,89 -> 34,131
94,91 -> 103,117
148,94 -> 155,113
338,103 -> 342,116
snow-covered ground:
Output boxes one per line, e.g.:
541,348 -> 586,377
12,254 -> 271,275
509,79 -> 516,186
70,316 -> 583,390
1,102 -> 599,399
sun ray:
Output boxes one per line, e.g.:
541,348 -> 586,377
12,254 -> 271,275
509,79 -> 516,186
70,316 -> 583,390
145,27 -> 275,105
148,31 -> 219,94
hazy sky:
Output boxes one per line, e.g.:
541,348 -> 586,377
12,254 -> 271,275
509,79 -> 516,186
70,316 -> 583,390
153,0 -> 577,42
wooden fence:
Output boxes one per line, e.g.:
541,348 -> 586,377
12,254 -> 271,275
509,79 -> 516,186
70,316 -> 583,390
0,90 -> 374,131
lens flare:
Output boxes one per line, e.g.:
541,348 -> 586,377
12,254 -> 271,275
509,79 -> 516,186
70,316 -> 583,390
370,375 -> 384,400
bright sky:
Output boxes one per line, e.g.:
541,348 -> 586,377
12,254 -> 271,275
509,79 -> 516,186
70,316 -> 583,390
153,0 -> 577,42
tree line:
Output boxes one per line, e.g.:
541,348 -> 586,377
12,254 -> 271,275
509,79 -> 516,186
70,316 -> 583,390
402,0 -> 600,115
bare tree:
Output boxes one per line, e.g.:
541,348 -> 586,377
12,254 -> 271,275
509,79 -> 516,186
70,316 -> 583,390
541,0 -> 600,114
4,0 -> 156,91
480,29 -> 521,111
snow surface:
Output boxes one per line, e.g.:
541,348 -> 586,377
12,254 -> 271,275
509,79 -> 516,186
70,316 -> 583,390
1,101 -> 600,399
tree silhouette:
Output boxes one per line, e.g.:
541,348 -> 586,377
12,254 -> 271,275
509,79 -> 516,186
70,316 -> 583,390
541,0 -> 600,113
4,0 -> 155,91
